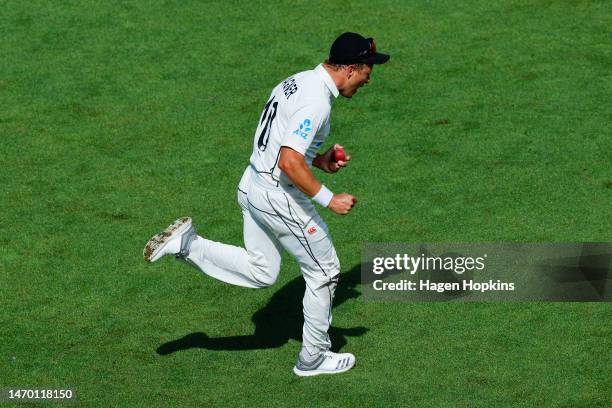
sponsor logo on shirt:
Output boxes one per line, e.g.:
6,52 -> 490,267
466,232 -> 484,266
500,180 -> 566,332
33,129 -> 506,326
293,119 -> 313,140
307,226 -> 317,235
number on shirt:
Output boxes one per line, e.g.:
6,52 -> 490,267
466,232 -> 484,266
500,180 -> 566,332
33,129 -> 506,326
257,97 -> 279,151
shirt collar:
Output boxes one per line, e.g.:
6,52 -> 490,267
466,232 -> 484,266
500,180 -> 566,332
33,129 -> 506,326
314,64 -> 339,99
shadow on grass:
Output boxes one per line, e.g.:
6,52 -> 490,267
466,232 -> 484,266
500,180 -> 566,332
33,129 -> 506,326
541,242 -> 611,300
156,263 -> 367,355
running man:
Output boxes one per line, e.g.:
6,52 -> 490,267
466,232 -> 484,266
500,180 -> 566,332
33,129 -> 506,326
144,32 -> 390,376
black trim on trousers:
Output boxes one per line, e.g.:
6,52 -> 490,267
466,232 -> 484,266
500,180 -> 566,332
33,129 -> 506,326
247,196 -> 301,229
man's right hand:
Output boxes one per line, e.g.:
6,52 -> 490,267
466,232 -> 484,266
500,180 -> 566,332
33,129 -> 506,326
328,193 -> 357,215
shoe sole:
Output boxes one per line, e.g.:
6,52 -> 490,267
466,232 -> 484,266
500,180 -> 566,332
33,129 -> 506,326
292,362 -> 355,377
143,217 -> 192,262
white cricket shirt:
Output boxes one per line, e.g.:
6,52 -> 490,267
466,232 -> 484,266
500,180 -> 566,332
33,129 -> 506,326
248,64 -> 339,188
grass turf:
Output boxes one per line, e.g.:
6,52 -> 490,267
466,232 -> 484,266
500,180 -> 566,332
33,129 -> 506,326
1,0 -> 611,406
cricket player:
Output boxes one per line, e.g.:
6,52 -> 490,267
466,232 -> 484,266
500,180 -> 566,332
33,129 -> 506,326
143,32 -> 389,376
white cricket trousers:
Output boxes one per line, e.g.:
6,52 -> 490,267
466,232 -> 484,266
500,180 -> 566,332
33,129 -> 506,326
186,166 -> 340,353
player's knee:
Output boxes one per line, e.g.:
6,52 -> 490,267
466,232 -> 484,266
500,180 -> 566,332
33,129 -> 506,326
303,245 -> 341,284
331,254 -> 341,276
315,241 -> 340,277
323,250 -> 341,278
250,262 -> 280,288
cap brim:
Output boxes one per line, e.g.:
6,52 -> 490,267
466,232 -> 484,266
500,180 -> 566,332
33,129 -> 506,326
365,53 -> 390,65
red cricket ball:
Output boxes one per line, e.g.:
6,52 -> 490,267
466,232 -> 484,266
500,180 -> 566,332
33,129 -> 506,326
333,147 -> 347,162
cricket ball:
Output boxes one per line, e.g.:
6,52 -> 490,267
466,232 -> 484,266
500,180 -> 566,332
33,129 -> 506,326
333,147 -> 347,162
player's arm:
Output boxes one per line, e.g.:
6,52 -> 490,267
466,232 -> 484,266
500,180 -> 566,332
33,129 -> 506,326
312,144 -> 351,173
279,147 -> 356,215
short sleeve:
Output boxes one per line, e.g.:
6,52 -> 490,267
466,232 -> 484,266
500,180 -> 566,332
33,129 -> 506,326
281,99 -> 330,155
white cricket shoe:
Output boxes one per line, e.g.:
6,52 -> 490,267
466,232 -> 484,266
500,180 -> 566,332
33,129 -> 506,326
143,217 -> 197,262
293,350 -> 356,377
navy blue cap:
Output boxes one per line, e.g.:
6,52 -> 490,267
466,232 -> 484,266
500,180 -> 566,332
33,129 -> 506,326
328,32 -> 390,65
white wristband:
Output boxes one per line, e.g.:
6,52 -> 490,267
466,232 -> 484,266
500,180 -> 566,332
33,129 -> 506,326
312,185 -> 334,207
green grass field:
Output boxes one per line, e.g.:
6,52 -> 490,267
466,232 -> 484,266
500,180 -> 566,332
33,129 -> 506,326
2,0 -> 611,406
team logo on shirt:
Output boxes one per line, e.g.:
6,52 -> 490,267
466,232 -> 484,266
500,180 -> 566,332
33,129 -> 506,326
293,119 -> 313,140
282,78 -> 298,99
